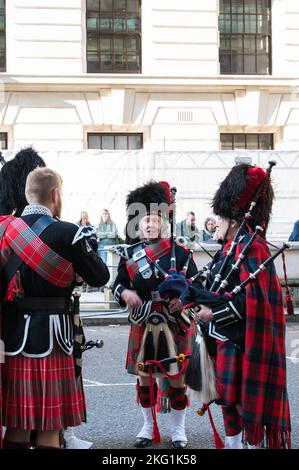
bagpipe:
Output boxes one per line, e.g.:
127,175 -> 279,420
72,291 -> 104,378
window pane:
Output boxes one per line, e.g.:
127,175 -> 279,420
220,35 -> 230,49
128,54 -> 139,69
87,0 -> 99,10
257,0 -> 270,13
100,18 -> 112,30
115,53 -> 124,65
231,53 -> 244,73
244,0 -> 256,14
257,54 -> 270,74
231,14 -> 244,33
259,134 -> 273,149
127,0 -> 139,13
115,0 -> 126,11
231,0 -> 243,14
256,35 -> 268,52
88,135 -> 102,149
114,19 -> 125,31
127,37 -> 137,50
233,134 -> 246,149
115,135 -> 128,149
102,136 -> 114,149
244,35 -> 255,53
100,0 -> 113,11
129,135 -> 142,150
88,38 -> 98,51
244,54 -> 256,73
220,134 -> 233,150
231,35 -> 243,52
114,38 -> 124,51
87,17 -> 98,30
220,15 -> 232,33
246,134 -> 259,149
257,15 -> 269,33
220,53 -> 231,74
0,33 -> 5,49
101,37 -> 112,51
244,15 -> 257,33
100,53 -> 112,65
127,18 -> 137,31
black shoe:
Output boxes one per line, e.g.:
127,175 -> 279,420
172,440 -> 188,449
134,437 -> 152,448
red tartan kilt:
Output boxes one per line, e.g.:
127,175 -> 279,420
216,340 -> 244,405
126,320 -> 196,375
2,342 -> 86,430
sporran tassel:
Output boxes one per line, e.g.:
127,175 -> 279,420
4,270 -> 24,301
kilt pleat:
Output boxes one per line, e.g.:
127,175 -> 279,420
2,342 -> 86,430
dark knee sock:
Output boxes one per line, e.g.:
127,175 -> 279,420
221,405 -> 242,436
169,386 -> 188,410
136,382 -> 158,408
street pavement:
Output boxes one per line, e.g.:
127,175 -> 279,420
74,324 -> 299,449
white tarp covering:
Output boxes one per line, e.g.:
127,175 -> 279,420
3,150 -> 299,240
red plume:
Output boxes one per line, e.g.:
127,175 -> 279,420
236,167 -> 267,209
159,181 -> 172,204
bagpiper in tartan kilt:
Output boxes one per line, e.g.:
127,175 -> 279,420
113,180 -> 203,449
0,197 -> 109,449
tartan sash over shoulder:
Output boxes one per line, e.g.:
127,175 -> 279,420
0,215 -> 74,288
235,235 -> 291,448
126,239 -> 171,281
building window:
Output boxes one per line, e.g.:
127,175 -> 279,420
0,0 -> 5,72
0,132 -> 7,149
86,0 -> 141,73
88,133 -> 143,149
219,0 -> 271,74
220,133 -> 273,150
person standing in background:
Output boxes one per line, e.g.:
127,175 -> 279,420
198,216 -> 217,243
96,209 -> 119,265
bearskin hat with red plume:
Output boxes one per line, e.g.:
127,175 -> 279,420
125,180 -> 172,244
212,163 -> 274,235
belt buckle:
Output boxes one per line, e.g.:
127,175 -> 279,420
133,248 -> 146,261
139,264 -> 152,279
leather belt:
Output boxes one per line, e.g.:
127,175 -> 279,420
4,297 -> 72,313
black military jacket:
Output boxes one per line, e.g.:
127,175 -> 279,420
1,211 -> 110,357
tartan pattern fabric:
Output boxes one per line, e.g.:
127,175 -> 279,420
221,405 -> 242,436
126,239 -> 171,281
137,383 -> 158,408
1,217 -> 74,288
168,386 -> 187,410
216,340 -> 243,405
231,235 -> 291,448
2,342 -> 86,430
